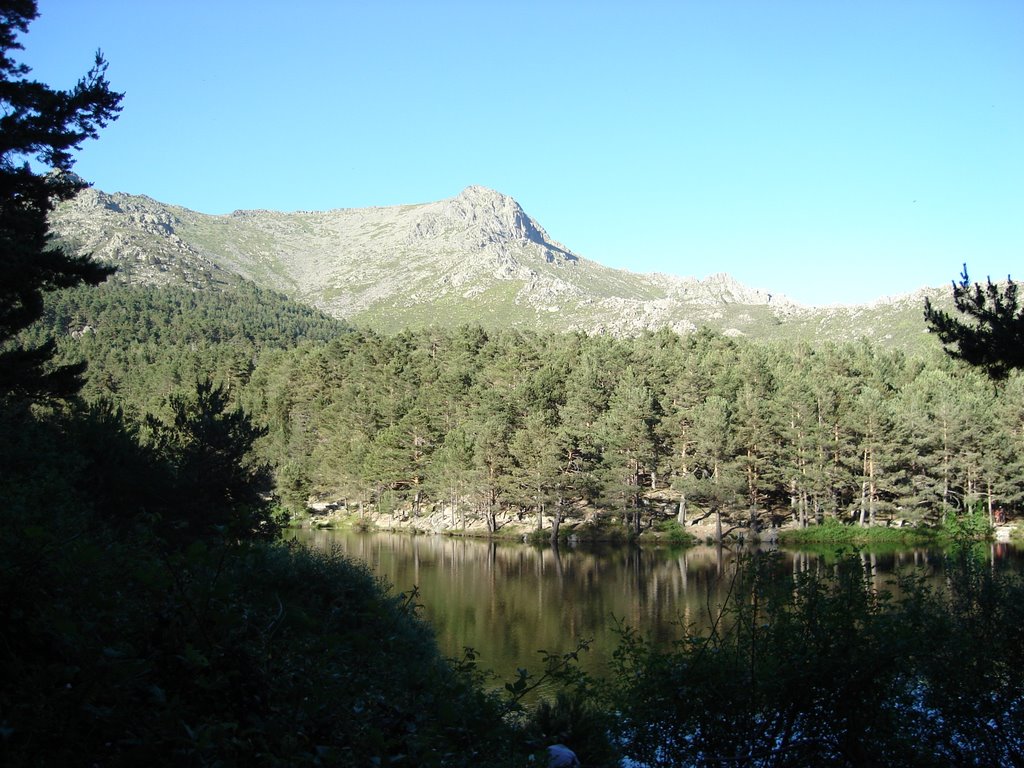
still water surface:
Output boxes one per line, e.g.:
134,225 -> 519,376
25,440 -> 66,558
292,529 -> 1021,687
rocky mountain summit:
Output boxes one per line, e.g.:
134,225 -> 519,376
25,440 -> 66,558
413,185 -> 574,262
49,185 -> 948,346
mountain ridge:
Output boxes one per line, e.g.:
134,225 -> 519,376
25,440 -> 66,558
48,185 -> 950,348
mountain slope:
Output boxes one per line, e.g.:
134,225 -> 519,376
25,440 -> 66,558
49,185 -> 950,347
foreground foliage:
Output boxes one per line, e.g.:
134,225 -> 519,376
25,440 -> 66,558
0,0 -> 122,398
0,404 -> 532,767
4,383 -> 1024,767
600,549 -> 1024,767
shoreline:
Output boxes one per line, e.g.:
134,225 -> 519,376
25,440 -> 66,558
292,503 -> 1023,547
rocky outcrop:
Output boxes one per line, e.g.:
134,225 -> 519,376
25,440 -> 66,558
50,188 -> 236,289
412,185 -> 577,265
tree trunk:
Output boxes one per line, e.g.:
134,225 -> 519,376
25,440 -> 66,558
868,450 -> 876,527
858,447 -> 868,527
790,478 -> 797,522
550,497 -> 564,542
942,418 -> 950,512
746,448 -> 757,511
677,444 -> 690,525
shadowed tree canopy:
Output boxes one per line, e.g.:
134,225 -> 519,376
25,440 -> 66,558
924,265 -> 1024,381
0,0 -> 122,398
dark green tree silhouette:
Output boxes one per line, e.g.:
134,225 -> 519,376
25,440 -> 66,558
924,265 -> 1023,380
143,380 -> 278,542
0,0 -> 122,398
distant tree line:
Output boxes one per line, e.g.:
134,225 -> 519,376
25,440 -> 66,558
35,283 -> 1024,534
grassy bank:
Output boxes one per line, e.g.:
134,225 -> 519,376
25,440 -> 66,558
778,513 -> 997,547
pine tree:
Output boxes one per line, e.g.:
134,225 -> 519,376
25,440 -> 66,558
508,410 -> 562,533
731,346 -> 782,527
849,385 -> 907,527
555,345 -> 610,504
685,394 -> 739,540
426,426 -> 475,529
990,374 -> 1024,514
894,369 -> 962,517
0,0 -> 122,398
658,362 -> 701,526
809,345 -> 862,519
596,367 -> 657,535
142,380 -> 276,542
774,347 -> 827,529
467,397 -> 515,534
924,266 -> 1024,380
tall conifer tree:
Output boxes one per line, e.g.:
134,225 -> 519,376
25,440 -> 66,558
0,0 -> 122,398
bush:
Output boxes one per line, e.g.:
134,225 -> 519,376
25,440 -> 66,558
523,691 -> 620,767
648,518 -> 697,546
940,506 -> 993,542
0,407 -> 530,767
779,515 -> 937,546
0,531 -> 529,766
598,550 -> 1024,767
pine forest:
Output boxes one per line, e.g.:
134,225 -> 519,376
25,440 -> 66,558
36,281 -> 1024,538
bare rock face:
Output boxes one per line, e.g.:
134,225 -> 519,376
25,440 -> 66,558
413,185 -> 576,265
50,188 -> 235,288
660,272 -> 787,307
48,185 -> 948,346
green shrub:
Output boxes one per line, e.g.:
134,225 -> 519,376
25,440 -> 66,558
780,515 -> 937,546
1,531 -> 529,766
0,407 -> 529,767
598,550 -> 1024,767
648,518 -> 697,546
523,691 -> 620,767
940,506 -> 993,542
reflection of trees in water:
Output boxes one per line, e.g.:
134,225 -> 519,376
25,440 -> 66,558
293,530 -> 1022,683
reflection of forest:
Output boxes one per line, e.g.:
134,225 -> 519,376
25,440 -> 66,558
295,530 -> 1022,686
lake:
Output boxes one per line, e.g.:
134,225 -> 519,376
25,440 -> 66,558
290,529 -> 1022,691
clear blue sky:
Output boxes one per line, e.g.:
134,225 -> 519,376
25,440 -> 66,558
24,0 -> 1024,305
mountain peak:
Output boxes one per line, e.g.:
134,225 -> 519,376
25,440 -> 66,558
453,184 -> 508,203
430,185 -> 538,239
412,185 -> 577,265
